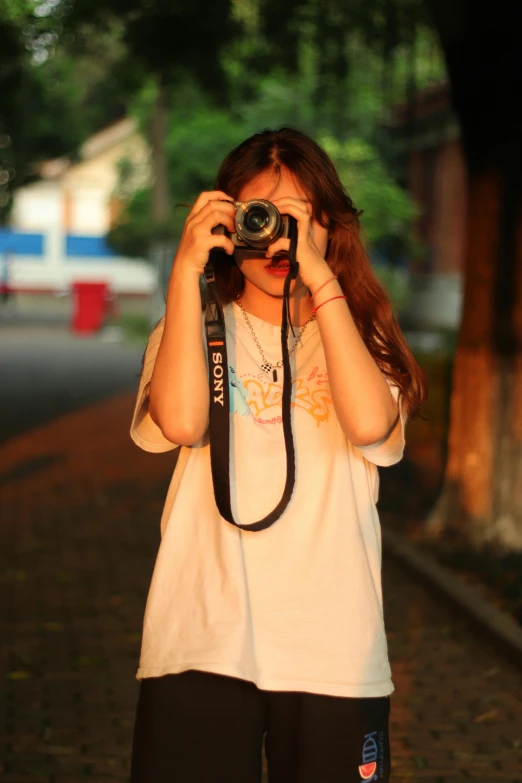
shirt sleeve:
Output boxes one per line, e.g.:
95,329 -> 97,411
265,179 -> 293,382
354,381 -> 407,467
130,317 -> 178,453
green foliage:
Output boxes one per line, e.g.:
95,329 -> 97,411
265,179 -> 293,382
108,68 -> 423,265
373,265 -> 412,314
62,0 -> 239,94
162,88 -> 246,203
2,0 -> 34,21
0,3 -> 129,219
108,79 -> 250,253
320,135 -> 417,245
108,189 -> 154,258
119,311 -> 152,346
4,0 -> 445,261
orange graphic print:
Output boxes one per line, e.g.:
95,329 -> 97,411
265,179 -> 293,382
243,369 -> 332,426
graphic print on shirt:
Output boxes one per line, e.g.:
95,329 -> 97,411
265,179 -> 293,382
228,366 -> 251,416
359,729 -> 385,780
228,365 -> 333,426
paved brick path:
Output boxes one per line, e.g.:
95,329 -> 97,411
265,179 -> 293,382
1,393 -> 521,782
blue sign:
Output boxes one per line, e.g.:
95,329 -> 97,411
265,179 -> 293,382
66,235 -> 116,259
0,229 -> 44,255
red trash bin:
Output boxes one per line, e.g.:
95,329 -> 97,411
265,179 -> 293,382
71,281 -> 109,334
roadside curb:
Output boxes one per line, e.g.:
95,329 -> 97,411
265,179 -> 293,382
382,526 -> 522,670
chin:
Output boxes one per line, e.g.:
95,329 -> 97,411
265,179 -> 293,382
249,276 -> 297,297
239,260 -> 305,298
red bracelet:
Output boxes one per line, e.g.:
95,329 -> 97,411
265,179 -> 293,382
311,275 -> 338,298
312,294 -> 347,315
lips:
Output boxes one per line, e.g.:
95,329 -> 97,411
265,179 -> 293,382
266,256 -> 290,269
263,253 -> 291,277
265,265 -> 290,277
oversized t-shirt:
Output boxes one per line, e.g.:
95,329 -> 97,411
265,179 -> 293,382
130,302 -> 407,698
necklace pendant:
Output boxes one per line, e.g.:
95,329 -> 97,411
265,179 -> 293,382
272,369 -> 278,383
261,361 -> 272,374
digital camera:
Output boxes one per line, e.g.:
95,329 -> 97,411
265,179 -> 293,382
212,199 -> 294,258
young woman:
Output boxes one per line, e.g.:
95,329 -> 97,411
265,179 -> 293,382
129,127 -> 426,783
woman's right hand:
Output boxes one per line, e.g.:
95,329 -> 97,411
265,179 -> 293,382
174,191 -> 236,275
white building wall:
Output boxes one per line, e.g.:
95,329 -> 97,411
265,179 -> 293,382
3,119 -> 156,297
70,189 -> 108,234
12,182 -> 62,231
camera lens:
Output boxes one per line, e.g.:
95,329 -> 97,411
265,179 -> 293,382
235,199 -> 283,248
244,207 -> 270,232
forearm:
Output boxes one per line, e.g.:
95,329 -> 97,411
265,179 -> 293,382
312,273 -> 399,446
149,263 -> 209,445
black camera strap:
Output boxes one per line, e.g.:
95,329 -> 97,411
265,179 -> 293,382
204,221 -> 298,531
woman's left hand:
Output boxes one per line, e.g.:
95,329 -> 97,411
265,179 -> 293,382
265,197 -> 332,291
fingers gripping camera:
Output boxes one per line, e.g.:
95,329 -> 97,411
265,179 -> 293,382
212,199 -> 294,259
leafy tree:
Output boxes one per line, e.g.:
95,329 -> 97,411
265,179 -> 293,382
108,78 -> 250,255
0,1 -> 129,220
321,136 -> 418,251
108,70 -> 421,269
62,0 -> 240,225
233,0 -> 433,134
240,0 -> 522,552
228,0 -> 522,551
7,0 -> 522,552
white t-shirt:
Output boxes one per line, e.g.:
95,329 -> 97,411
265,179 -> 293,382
130,302 -> 407,698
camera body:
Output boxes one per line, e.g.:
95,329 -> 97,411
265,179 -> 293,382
212,199 -> 294,259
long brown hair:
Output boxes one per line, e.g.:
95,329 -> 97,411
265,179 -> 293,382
214,127 -> 427,421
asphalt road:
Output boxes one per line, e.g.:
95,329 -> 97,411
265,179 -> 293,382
0,323 -> 146,444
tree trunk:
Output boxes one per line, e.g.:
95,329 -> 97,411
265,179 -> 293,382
424,1 -> 522,551
426,167 -> 522,550
150,79 -> 170,225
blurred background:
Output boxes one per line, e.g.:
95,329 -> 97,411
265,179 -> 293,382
2,2 -> 522,782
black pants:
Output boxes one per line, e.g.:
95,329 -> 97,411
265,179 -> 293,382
131,670 -> 391,782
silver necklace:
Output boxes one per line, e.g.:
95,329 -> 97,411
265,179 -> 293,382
235,299 -> 315,382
